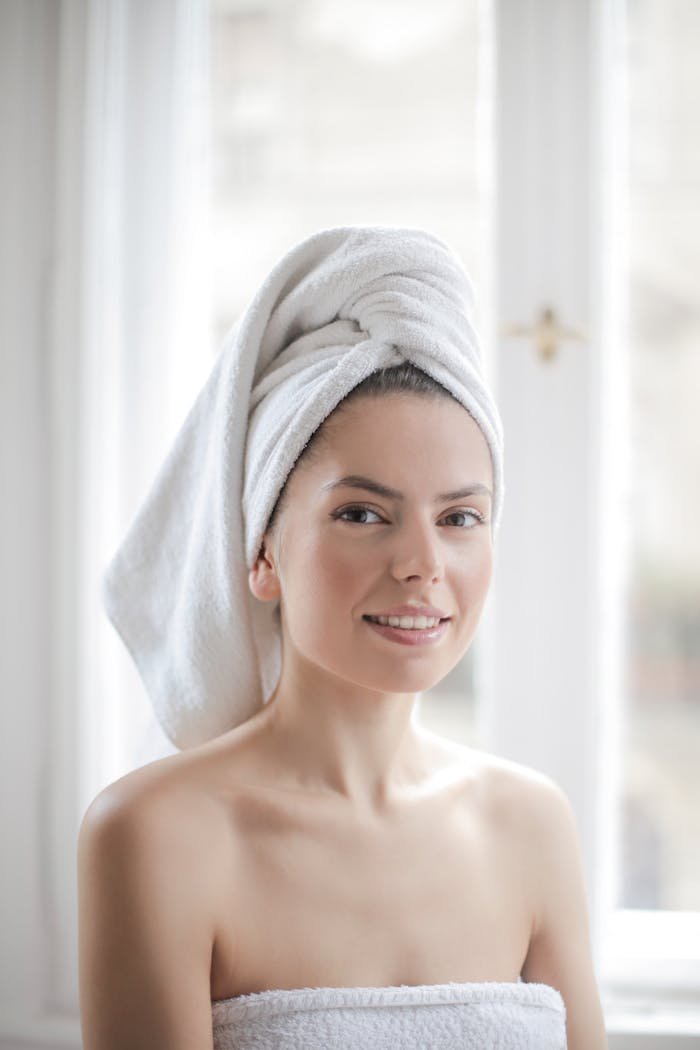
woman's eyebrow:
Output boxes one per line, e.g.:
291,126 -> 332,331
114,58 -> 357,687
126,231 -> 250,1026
321,474 -> 493,502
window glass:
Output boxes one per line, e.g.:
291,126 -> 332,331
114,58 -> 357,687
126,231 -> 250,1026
619,0 -> 700,910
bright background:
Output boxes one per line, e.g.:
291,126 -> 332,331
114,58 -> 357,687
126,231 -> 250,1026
1,0 -> 698,1045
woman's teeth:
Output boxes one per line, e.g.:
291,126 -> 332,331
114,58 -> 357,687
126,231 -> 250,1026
366,614 -> 442,629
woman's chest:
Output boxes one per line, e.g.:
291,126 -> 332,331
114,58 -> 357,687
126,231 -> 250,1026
209,790 -> 534,999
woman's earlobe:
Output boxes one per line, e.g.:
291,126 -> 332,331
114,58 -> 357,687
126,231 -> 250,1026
248,544 -> 281,603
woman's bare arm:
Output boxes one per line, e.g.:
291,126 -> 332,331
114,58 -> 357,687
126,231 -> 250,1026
520,776 -> 608,1049
77,778 -> 217,1050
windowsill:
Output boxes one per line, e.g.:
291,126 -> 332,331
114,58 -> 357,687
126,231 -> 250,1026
599,909 -> 700,1041
605,1000 -> 700,1036
602,985 -> 700,1043
0,1009 -> 81,1048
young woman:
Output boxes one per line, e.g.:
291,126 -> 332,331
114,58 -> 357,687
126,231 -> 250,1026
78,226 -> 608,1048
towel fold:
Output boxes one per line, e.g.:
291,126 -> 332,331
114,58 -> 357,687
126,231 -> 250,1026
211,981 -> 567,1050
101,224 -> 505,750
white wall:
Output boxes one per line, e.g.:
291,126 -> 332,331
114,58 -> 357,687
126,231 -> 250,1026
0,3 -> 77,1045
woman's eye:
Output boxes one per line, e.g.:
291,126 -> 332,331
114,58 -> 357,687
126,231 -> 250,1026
334,506 -> 485,527
335,505 -> 384,524
443,509 -> 484,527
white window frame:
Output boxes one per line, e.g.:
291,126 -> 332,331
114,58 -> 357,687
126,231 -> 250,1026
490,0 -> 700,1041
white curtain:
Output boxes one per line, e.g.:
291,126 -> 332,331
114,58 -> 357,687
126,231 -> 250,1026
79,0 -> 212,799
0,0 -> 210,1042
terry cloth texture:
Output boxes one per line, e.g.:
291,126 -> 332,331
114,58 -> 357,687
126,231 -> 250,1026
211,980 -> 567,1050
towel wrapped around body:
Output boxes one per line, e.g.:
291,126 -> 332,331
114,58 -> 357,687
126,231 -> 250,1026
211,981 -> 567,1050
101,224 -> 504,750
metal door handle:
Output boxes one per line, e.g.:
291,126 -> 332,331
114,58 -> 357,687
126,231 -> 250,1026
501,305 -> 588,363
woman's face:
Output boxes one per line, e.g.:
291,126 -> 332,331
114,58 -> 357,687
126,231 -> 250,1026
251,393 -> 495,697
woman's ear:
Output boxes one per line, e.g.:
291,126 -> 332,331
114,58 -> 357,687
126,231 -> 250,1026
248,537 -> 281,603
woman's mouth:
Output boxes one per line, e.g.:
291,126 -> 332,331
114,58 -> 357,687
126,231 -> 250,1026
364,613 -> 444,629
362,614 -> 450,646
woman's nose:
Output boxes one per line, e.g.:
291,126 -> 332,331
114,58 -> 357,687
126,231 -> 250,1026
389,518 -> 444,581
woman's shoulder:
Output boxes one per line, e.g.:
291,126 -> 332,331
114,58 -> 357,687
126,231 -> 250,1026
77,751 -> 226,1046
471,746 -> 570,809
418,727 -> 569,807
450,742 -> 580,894
77,746 -> 238,967
78,744 -> 245,903
420,730 -> 575,856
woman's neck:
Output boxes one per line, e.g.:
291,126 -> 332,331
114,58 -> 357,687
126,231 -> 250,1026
249,677 -> 427,814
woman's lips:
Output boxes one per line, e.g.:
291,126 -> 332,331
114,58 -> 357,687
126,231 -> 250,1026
363,617 -> 450,646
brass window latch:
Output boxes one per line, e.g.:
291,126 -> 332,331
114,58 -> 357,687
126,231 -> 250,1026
501,305 -> 588,363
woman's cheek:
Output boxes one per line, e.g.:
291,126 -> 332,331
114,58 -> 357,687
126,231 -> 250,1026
472,541 -> 493,585
292,539 -> 359,611
317,547 -> 363,594
453,540 -> 493,601
470,546 -> 494,610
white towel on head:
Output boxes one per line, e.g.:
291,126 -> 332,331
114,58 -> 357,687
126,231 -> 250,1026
210,981 -> 567,1049
101,224 -> 505,750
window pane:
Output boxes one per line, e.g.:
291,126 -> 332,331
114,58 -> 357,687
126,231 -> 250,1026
209,0 -> 493,746
619,0 -> 700,911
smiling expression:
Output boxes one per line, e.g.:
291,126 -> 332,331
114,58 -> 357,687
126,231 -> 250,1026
249,393 -> 495,697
